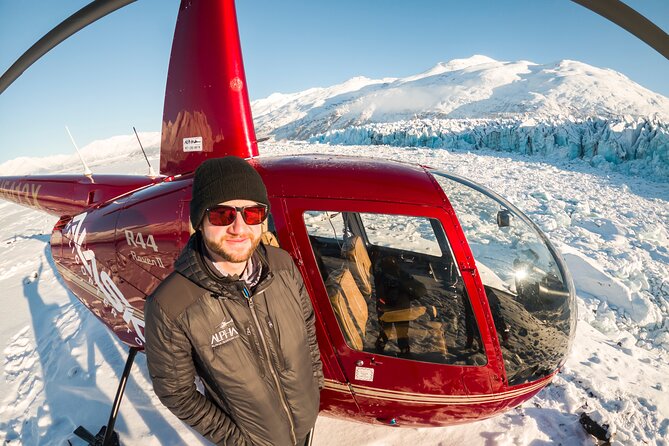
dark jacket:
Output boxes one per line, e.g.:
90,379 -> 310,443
144,233 -> 323,446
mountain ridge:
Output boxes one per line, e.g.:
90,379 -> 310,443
252,55 -> 669,140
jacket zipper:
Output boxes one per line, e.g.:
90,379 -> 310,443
243,285 -> 297,445
266,317 -> 286,371
245,325 -> 266,378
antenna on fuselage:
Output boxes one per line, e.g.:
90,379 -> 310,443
133,126 -> 157,177
65,126 -> 93,177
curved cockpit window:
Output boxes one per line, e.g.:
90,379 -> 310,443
431,171 -> 576,385
304,210 -> 487,366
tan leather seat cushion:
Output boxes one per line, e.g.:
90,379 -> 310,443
326,268 -> 369,350
382,321 -> 447,354
342,236 -> 372,296
379,306 -> 426,323
261,231 -> 279,247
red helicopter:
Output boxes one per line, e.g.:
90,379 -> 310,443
0,1 -> 666,445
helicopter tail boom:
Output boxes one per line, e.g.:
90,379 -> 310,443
0,174 -> 160,217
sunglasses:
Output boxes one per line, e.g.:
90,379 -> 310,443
206,204 -> 269,226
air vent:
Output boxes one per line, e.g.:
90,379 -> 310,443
53,215 -> 72,232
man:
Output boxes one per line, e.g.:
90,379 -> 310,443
144,156 -> 323,446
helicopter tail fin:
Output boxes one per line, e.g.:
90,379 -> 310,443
0,175 -> 159,217
159,0 -> 258,177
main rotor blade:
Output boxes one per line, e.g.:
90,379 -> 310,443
0,0 -> 136,95
2,0 -> 665,96
572,0 -> 669,60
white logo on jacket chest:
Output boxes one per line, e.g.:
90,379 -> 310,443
211,319 -> 240,348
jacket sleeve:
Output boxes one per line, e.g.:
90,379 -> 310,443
292,263 -> 324,389
144,296 -> 247,445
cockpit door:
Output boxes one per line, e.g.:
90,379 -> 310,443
283,197 -> 504,423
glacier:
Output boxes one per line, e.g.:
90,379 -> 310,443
309,117 -> 669,180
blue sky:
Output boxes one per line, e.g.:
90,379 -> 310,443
0,0 -> 667,164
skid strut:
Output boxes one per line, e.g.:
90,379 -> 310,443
74,347 -> 139,446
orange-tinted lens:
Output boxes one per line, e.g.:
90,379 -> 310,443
207,206 -> 237,226
241,205 -> 268,225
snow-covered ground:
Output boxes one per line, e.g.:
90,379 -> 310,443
1,138 -> 668,445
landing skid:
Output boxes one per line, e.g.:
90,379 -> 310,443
74,347 -> 139,446
73,426 -> 119,446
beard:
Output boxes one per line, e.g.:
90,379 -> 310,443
203,231 -> 261,264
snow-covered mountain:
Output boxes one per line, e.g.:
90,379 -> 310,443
253,55 -> 669,134
252,56 -> 669,179
0,132 -> 161,176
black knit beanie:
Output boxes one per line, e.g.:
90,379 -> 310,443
190,156 -> 269,229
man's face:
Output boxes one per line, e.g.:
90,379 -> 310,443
201,199 -> 264,264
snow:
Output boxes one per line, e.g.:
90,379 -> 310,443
0,132 -> 160,176
1,134 -> 668,445
252,56 -> 669,131
252,56 -> 669,181
562,249 -> 655,325
309,118 -> 669,181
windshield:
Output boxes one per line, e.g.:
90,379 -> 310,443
431,170 -> 576,385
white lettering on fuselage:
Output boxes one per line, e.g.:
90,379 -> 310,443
0,181 -> 42,209
130,250 -> 165,268
67,212 -> 145,345
125,229 -> 159,252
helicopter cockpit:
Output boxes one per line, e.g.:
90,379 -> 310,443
295,165 -> 575,388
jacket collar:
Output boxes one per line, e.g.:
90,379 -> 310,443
175,231 -> 272,298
